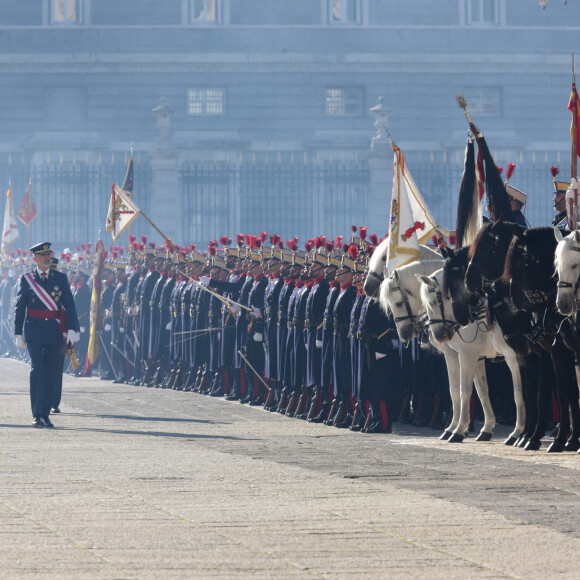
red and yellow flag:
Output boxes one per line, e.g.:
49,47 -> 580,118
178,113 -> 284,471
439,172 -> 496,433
568,82 -> 580,158
17,182 -> 37,227
84,239 -> 106,374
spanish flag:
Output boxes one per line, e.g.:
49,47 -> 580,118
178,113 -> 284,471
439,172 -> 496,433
568,81 -> 580,159
84,238 -> 106,374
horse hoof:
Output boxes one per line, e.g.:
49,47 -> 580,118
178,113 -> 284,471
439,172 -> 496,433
447,433 -> 464,443
564,440 -> 580,452
524,439 -> 541,451
516,436 -> 528,448
504,436 -> 518,446
475,431 -> 493,442
439,430 -> 452,440
546,440 -> 566,453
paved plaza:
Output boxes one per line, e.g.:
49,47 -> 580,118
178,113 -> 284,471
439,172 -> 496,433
2,357 -> 580,579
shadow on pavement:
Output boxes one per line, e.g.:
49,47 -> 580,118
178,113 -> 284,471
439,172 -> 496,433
62,412 -> 226,425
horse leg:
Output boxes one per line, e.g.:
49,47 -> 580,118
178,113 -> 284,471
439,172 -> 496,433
504,355 -> 526,446
472,357 -> 495,441
547,337 -> 575,453
449,351 -> 477,443
517,353 -> 538,448
525,349 -> 553,451
441,346 -> 460,440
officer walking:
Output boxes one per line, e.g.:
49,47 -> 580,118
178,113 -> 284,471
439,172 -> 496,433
14,242 -> 80,427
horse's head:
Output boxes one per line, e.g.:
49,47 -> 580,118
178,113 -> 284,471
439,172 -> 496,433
364,237 -> 388,297
465,220 -> 517,293
555,228 -> 580,316
442,246 -> 475,326
418,269 -> 455,343
502,227 -> 556,312
381,269 -> 423,342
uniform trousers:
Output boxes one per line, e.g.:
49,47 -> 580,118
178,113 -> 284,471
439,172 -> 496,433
27,340 -> 63,418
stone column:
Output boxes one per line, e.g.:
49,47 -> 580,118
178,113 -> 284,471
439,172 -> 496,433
368,97 -> 392,236
150,97 -> 181,241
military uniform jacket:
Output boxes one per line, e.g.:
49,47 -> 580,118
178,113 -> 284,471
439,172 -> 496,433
553,211 -> 568,229
234,274 -> 253,368
111,278 -> 127,347
263,274 -> 284,380
276,278 -> 295,382
332,284 -> 357,395
320,282 -> 340,386
14,269 -> 79,343
305,277 -> 329,388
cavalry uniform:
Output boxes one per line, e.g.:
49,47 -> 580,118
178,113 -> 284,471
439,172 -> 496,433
110,271 -> 128,382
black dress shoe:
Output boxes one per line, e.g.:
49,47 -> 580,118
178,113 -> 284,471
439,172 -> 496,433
32,417 -> 44,428
42,417 -> 54,428
51,407 -> 61,413
248,396 -> 265,406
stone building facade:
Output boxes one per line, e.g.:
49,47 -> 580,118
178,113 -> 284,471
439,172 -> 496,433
0,0 -> 576,248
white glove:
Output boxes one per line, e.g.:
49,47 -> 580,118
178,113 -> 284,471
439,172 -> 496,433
391,339 -> 399,348
253,332 -> 263,342
252,306 -> 262,318
420,341 -> 430,350
165,322 -> 172,330
230,304 -> 241,317
315,339 -> 323,349
104,324 -> 112,332
67,330 -> 80,343
104,309 -> 111,318
15,335 -> 26,349
375,352 -> 387,360
199,275 -> 210,286
126,307 -> 133,316
119,327 -> 124,333
79,326 -> 85,333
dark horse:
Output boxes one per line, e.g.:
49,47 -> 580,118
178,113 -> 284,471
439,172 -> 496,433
442,238 -> 536,446
503,226 -> 580,452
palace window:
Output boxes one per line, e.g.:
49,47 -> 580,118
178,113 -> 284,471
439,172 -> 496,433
187,88 -> 225,117
466,0 -> 497,25
326,87 -> 364,118
463,87 -> 502,117
50,0 -> 81,25
328,0 -> 361,24
190,0 -> 220,24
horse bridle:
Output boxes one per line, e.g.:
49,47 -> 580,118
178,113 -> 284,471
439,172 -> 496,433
390,281 -> 426,333
556,244 -> 580,305
424,278 -> 459,335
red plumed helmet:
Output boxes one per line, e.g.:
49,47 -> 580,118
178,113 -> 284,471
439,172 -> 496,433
219,236 -> 230,247
325,241 -> 334,253
369,234 -> 378,245
349,245 -> 358,259
208,245 -> 217,256
141,235 -> 147,244
506,162 -> 516,181
260,231 -> 268,242
244,235 -> 252,246
315,236 -> 324,249
305,241 -> 313,252
497,166 -> 503,176
367,244 -> 375,256
336,235 -> 343,246
165,238 -> 173,249
191,243 -> 197,252
119,248 -> 124,255
342,243 -> 349,253
359,226 -> 367,240
255,238 -> 262,249
351,225 -> 357,233
149,242 -> 156,249
277,240 -> 284,250
236,233 -> 244,247
128,235 -> 136,243
551,166 -> 560,178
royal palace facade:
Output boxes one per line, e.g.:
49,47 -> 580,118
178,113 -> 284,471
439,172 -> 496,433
0,0 -> 577,248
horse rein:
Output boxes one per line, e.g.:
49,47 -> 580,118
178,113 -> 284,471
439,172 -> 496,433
390,282 -> 427,334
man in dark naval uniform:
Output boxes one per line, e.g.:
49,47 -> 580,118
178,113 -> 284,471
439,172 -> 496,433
552,169 -> 569,229
14,242 -> 80,427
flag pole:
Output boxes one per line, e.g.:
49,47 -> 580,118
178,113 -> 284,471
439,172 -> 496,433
572,54 -> 577,179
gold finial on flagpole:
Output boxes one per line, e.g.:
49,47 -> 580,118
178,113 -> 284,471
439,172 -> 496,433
456,94 -> 473,125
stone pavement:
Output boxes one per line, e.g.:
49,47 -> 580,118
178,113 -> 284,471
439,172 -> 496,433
2,358 -> 580,579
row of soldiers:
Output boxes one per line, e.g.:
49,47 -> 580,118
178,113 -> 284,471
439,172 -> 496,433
84,232 -> 453,432
1,233 -> 458,433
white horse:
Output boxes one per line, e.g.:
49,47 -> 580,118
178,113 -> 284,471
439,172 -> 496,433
418,269 -> 497,442
364,236 -> 441,297
554,229 -> 580,316
418,257 -> 527,446
378,259 -> 470,441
